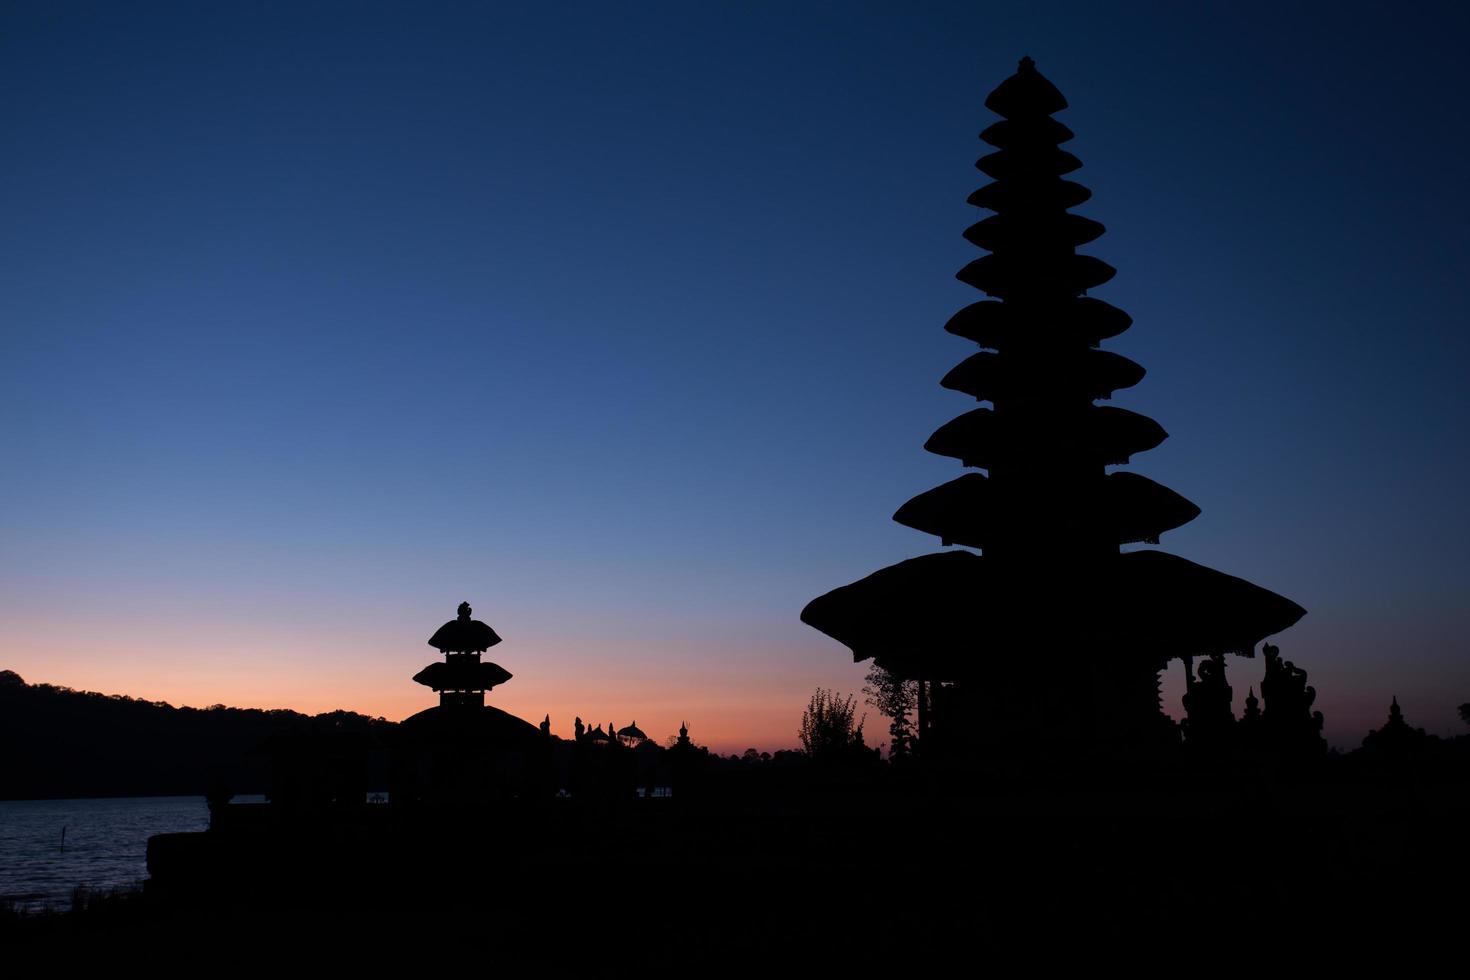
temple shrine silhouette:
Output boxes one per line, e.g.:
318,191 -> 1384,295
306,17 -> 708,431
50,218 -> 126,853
245,602 -> 704,812
391,601 -> 545,805
801,58 -> 1310,761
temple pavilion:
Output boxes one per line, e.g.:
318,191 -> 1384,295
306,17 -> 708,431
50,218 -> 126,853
801,59 -> 1306,758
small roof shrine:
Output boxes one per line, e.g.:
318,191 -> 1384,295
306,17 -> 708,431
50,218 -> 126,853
1360,695 -> 1428,760
616,721 -> 649,746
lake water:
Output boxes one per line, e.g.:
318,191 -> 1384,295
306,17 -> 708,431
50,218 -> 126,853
0,796 -> 212,910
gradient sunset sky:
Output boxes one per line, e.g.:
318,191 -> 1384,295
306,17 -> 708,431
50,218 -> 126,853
4,2 -> 1468,753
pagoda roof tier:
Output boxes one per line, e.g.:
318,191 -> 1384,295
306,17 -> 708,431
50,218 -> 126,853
1101,472 -> 1202,543
940,348 -> 1144,401
944,297 -> 1132,348
399,703 -> 543,744
893,471 -> 1199,549
968,178 -> 1091,212
983,57 -> 1068,119
924,405 -> 1168,468
412,658 -> 513,693
428,602 -> 502,653
963,212 -> 1105,251
980,116 -> 1074,149
976,147 -> 1082,180
799,549 -> 1305,679
957,253 -> 1116,298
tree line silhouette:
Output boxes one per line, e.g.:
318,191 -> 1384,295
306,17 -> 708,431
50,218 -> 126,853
0,670 -> 390,801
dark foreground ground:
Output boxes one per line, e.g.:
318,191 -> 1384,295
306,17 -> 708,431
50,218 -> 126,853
5,764 -> 1468,962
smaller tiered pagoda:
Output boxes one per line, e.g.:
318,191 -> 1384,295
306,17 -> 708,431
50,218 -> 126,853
392,601 -> 546,806
412,601 -> 512,710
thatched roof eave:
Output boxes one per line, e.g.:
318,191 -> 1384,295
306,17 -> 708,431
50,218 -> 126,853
800,549 -> 1304,679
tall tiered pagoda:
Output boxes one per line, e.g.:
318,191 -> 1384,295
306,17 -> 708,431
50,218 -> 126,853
801,58 -> 1306,757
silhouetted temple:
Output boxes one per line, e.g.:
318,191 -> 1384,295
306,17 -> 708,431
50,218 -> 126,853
801,59 -> 1306,759
392,602 -> 544,804
1359,695 -> 1429,763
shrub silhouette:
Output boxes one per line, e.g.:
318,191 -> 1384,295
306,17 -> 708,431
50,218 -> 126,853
799,689 -> 868,763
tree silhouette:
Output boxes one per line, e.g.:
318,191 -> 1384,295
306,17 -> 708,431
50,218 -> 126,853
863,666 -> 916,758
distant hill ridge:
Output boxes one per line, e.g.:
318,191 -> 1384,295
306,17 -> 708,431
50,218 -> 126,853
0,670 -> 394,801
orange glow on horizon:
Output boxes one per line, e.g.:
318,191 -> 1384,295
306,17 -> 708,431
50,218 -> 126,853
1,647 -> 873,757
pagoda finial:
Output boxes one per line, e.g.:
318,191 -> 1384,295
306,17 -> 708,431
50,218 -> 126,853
457,601 -> 472,620
1019,55 -> 1036,71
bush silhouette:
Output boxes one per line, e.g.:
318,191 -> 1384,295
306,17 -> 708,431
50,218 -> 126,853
799,689 -> 869,763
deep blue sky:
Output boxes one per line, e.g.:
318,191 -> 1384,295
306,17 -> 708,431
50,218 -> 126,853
3,2 -> 1468,749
